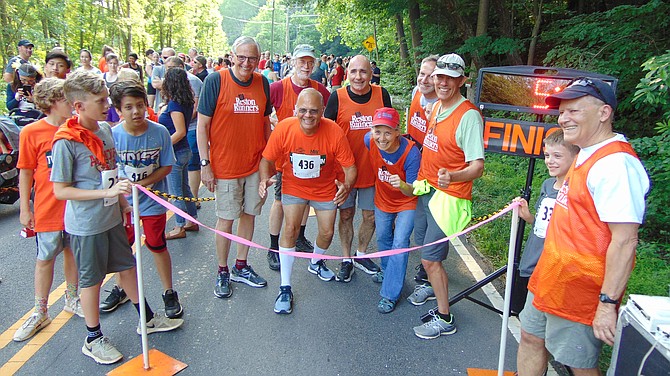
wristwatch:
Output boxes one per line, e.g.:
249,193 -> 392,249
599,293 -> 618,304
200,159 -> 210,167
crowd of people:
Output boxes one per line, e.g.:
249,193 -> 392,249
3,35 -> 650,376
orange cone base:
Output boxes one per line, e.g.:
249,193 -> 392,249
107,349 -> 187,376
467,369 -> 516,376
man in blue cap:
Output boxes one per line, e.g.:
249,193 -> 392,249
4,39 -> 34,83
516,77 -> 650,375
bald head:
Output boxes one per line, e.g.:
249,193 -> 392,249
296,88 -> 324,134
348,55 -> 372,95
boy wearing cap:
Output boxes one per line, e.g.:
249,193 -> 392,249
410,53 -> 484,339
259,88 -> 356,314
4,39 -> 34,83
517,77 -> 649,375
265,44 -> 331,270
364,107 -> 420,313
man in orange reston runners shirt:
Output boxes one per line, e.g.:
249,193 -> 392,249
517,77 -> 650,375
197,36 -> 272,299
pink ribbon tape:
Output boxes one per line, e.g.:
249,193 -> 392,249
136,184 -> 518,260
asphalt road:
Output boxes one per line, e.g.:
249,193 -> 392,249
0,190 -> 519,375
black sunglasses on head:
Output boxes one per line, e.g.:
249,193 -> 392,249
436,61 -> 463,71
566,77 -> 607,103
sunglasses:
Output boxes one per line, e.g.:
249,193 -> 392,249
566,77 -> 607,103
436,61 -> 463,71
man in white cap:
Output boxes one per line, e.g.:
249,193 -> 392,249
265,44 -> 332,270
4,39 -> 34,83
410,53 -> 484,339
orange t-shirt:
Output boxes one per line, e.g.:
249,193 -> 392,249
369,139 -> 417,213
99,56 -> 108,73
209,70 -> 269,179
528,141 -> 639,325
17,119 -> 65,232
335,85 -> 384,188
275,77 -> 318,122
417,100 -> 479,200
407,90 -> 429,146
262,117 -> 354,202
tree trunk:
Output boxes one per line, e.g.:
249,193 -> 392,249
395,13 -> 409,65
468,0 -> 489,100
492,0 -> 523,65
443,0 -> 476,67
0,0 -> 10,66
527,0 -> 543,66
408,0 -> 422,73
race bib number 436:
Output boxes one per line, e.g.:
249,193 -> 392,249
292,153 -> 321,179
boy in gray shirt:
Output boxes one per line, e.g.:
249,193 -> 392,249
50,71 -> 183,365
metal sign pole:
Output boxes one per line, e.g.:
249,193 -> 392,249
132,185 -> 150,369
498,206 -> 519,376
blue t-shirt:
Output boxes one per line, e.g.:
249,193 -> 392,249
158,100 -> 192,152
364,132 -> 421,183
112,120 -> 176,216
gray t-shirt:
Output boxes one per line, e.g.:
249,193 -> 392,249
186,71 -> 202,131
519,177 -> 557,277
50,122 -> 122,236
152,65 -> 165,112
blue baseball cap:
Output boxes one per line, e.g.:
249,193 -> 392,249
546,77 -> 617,110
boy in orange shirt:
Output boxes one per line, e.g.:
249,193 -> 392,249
14,78 -> 83,342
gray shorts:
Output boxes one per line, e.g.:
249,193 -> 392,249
520,292 -> 602,369
415,191 -> 449,262
36,231 -> 70,261
282,193 -> 336,211
340,186 -> 375,211
274,172 -> 282,201
215,171 -> 266,220
70,223 -> 136,288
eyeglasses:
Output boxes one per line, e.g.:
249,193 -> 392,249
566,77 -> 606,102
297,108 -> 320,116
236,55 -> 259,64
436,61 -> 463,71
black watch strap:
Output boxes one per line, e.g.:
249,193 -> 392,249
599,293 -> 618,304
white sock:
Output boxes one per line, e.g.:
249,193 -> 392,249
279,247 -> 295,286
343,258 -> 352,263
311,244 -> 327,264
356,250 -> 366,256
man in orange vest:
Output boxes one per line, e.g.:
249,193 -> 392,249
196,36 -> 272,300
266,44 -> 331,270
410,53 -> 484,339
406,54 -> 439,284
324,54 -> 393,283
516,78 -> 650,375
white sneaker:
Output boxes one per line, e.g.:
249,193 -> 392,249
64,296 -> 85,318
82,336 -> 123,364
13,312 -> 51,342
137,312 -> 184,335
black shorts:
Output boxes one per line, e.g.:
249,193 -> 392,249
147,82 -> 156,95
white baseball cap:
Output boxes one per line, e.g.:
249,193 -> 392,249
431,53 -> 466,78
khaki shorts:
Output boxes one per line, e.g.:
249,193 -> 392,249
340,186 -> 375,211
215,171 -> 266,220
520,292 -> 602,369
36,231 -> 70,261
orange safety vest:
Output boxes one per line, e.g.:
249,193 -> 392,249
528,141 -> 640,325
335,85 -> 384,188
406,90 -> 429,146
275,77 -> 318,122
369,139 -> 418,213
209,70 -> 268,179
417,100 -> 479,200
